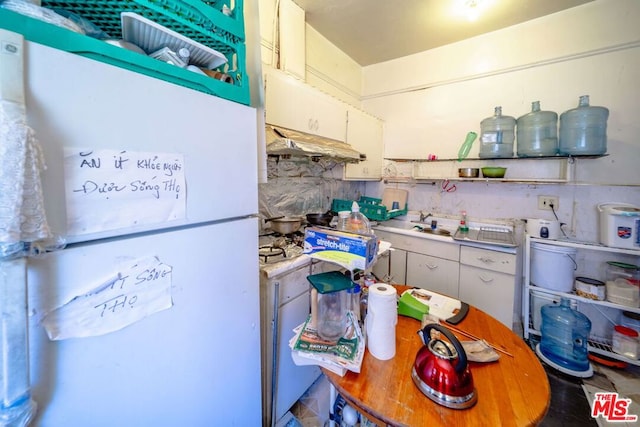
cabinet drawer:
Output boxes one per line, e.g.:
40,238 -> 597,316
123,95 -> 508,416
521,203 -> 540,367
374,230 -> 459,261
460,246 -> 516,275
406,252 -> 459,298
459,264 -> 515,328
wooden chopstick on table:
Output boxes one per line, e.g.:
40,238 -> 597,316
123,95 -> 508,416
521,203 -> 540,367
444,323 -> 514,358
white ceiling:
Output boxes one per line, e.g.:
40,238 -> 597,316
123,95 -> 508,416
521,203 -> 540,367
291,0 -> 594,66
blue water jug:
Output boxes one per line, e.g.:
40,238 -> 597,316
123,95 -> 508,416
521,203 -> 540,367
540,297 -> 591,372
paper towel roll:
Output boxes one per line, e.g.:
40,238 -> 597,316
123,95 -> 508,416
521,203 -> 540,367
366,284 -> 397,360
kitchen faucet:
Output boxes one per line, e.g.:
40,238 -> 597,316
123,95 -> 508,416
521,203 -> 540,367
419,211 -> 432,223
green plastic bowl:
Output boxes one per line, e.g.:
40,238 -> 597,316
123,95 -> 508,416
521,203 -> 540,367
481,167 -> 507,178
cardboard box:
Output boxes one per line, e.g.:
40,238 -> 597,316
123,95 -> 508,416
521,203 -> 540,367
303,227 -> 378,271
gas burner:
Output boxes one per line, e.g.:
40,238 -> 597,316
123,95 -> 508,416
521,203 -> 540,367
259,245 -> 286,264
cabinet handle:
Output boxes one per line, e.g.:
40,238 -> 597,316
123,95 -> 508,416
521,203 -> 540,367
425,263 -> 438,270
477,256 -> 495,265
479,275 -> 494,284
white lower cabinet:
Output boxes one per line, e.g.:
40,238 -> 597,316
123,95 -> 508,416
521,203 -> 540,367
372,247 -> 407,284
459,246 -> 518,329
406,252 -> 459,298
373,227 -> 521,330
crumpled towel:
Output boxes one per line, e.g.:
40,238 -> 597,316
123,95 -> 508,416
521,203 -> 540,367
462,339 -> 500,362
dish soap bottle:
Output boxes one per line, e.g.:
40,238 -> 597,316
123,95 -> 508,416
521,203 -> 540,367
459,211 -> 469,233
347,201 -> 371,234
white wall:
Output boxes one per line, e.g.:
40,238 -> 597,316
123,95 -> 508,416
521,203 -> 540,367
355,0 -> 640,245
362,0 -> 640,186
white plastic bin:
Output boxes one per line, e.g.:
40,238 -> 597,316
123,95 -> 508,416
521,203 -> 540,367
531,242 -> 577,292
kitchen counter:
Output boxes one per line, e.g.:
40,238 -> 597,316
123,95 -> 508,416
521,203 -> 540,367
323,285 -> 550,426
373,218 -> 519,254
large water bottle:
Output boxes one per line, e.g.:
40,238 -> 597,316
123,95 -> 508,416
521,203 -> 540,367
540,297 -> 591,372
479,106 -> 516,158
559,95 -> 609,155
516,101 -> 558,157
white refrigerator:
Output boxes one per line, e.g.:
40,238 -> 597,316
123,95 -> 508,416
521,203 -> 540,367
3,31 -> 261,426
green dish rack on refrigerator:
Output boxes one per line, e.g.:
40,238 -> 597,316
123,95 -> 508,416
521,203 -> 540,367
0,0 -> 250,105
332,197 -> 408,222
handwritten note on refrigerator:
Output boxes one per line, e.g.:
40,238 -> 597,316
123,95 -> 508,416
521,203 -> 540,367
42,256 -> 173,340
64,148 -> 186,235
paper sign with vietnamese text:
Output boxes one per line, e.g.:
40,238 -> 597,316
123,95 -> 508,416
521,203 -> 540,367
42,256 -> 173,340
64,148 -> 186,235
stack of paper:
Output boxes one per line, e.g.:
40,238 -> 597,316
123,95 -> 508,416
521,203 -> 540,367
289,311 -> 365,377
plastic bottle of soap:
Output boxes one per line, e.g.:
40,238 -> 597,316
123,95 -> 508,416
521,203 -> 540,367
347,201 -> 371,234
459,210 -> 469,233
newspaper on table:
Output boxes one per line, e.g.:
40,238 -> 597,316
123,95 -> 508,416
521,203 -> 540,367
289,311 -> 365,377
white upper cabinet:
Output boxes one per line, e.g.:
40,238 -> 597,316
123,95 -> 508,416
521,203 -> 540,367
344,106 -> 383,180
278,0 -> 305,80
264,69 -> 347,141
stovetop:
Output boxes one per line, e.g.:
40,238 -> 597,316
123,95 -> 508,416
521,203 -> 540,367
258,230 -> 306,265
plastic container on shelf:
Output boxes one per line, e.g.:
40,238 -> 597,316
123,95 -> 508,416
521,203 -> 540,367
479,106 -> 516,158
516,101 -> 558,157
559,95 -> 609,155
605,261 -> 640,307
612,325 -> 639,360
622,311 -> 640,333
530,242 -> 577,292
574,276 -> 606,301
540,297 -> 592,372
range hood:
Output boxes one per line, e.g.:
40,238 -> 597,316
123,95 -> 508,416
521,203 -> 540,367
265,125 -> 364,163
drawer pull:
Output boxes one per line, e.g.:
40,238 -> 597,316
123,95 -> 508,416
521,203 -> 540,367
477,256 -> 495,264
479,275 -> 494,284
425,263 -> 438,270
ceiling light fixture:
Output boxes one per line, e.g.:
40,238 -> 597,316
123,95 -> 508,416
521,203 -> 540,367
465,0 -> 481,21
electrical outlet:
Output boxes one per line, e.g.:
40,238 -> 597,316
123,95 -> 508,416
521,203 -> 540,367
538,195 -> 559,210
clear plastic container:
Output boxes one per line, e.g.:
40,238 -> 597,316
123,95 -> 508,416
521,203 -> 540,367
346,202 -> 371,234
336,211 -> 350,231
612,325 -> 639,359
317,290 -> 348,341
559,95 -> 609,155
605,261 -> 640,307
516,101 -> 558,157
479,106 -> 516,158
540,297 -> 591,372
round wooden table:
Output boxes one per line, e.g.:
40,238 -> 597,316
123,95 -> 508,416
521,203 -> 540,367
322,286 -> 550,426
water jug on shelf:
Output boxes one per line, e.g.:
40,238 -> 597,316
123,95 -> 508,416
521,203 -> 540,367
516,101 -> 558,157
559,95 -> 608,156
479,106 -> 516,158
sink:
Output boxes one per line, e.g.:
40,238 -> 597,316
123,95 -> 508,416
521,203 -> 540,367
416,227 -> 452,236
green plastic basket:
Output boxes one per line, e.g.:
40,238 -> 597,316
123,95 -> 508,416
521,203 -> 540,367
0,0 -> 250,105
331,197 -> 408,222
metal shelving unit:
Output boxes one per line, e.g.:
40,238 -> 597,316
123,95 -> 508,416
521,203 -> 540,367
523,235 -> 640,366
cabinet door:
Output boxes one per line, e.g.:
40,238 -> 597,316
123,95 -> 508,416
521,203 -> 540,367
344,107 -> 383,180
265,70 -> 347,141
406,252 -> 459,298
372,250 -> 390,281
459,264 -> 515,328
389,249 -> 407,285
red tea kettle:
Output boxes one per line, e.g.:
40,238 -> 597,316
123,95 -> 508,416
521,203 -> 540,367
411,324 -> 477,409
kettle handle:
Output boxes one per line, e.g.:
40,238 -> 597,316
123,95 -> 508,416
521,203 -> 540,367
420,323 -> 468,374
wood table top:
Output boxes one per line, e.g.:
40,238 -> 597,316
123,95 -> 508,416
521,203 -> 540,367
322,285 -> 550,426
